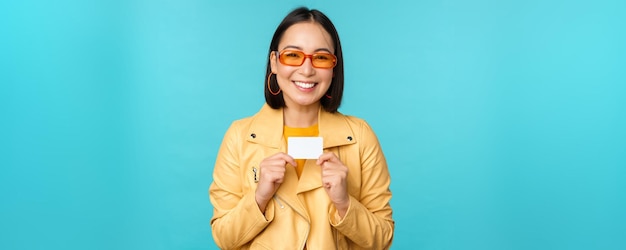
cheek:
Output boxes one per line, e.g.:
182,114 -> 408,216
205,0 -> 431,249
276,65 -> 296,78
275,70 -> 294,87
320,71 -> 334,84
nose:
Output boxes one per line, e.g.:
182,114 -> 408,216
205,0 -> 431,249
298,57 -> 315,76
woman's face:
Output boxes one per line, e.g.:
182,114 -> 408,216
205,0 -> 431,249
270,21 -> 334,110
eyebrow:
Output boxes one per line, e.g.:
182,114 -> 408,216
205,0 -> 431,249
281,45 -> 333,54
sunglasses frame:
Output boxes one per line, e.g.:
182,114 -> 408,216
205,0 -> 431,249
276,50 -> 337,69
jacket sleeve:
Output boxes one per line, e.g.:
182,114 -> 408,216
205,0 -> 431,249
329,120 -> 395,249
209,122 -> 275,249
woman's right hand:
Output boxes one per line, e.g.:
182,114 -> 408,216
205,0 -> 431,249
255,152 -> 296,213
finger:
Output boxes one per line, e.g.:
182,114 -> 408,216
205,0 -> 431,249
273,176 -> 286,185
262,159 -> 289,168
262,155 -> 296,168
259,167 -> 285,183
270,152 -> 297,167
319,162 -> 338,175
316,152 -> 337,165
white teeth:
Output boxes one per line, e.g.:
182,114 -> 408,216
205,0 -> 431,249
294,81 -> 316,89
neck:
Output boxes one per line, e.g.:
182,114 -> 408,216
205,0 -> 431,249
283,103 -> 320,128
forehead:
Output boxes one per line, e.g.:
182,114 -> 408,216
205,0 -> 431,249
278,22 -> 334,53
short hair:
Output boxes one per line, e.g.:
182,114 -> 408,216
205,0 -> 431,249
264,7 -> 344,113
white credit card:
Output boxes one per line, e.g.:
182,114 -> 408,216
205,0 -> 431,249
288,137 -> 323,159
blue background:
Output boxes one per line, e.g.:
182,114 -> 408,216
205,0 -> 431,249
1,0 -> 625,249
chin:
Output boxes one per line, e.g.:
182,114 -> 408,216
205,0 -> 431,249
291,99 -> 321,107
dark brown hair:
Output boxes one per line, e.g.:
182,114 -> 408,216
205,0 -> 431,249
264,7 -> 344,113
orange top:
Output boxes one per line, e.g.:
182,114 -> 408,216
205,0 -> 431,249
283,124 -> 319,178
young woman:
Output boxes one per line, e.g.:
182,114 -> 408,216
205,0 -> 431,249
209,7 -> 394,249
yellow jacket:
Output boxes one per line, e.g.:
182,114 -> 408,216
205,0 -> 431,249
210,104 -> 394,249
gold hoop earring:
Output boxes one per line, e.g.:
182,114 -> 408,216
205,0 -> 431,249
267,74 -> 281,96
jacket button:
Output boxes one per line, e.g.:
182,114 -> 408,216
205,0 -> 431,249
250,133 -> 256,139
347,136 -> 352,141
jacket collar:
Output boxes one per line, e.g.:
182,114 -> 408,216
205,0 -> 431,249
246,104 -> 357,149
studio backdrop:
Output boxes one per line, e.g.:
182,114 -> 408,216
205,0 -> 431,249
1,0 -> 624,249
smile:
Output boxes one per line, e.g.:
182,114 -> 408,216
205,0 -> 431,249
293,81 -> 317,89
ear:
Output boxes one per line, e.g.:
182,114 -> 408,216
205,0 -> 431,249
269,52 -> 277,74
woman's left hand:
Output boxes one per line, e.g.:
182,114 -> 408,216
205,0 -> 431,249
317,152 -> 350,218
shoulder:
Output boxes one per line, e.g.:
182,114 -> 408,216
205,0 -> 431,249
338,113 -> 376,133
220,112 -> 257,142
343,114 -> 366,126
329,112 -> 380,145
225,105 -> 269,131
229,116 -> 254,129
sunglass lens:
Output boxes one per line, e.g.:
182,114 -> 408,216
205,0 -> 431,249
281,51 -> 305,66
312,54 -> 335,68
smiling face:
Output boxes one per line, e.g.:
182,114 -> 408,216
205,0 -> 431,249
270,21 -> 335,110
